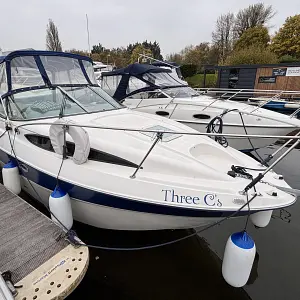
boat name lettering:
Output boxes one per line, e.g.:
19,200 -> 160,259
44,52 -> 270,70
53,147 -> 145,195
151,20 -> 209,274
162,190 -> 222,207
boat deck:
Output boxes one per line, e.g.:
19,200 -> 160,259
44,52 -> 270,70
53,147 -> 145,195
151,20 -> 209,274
0,183 -> 89,299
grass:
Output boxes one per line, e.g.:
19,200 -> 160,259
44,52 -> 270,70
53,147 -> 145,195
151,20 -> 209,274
185,73 -> 218,88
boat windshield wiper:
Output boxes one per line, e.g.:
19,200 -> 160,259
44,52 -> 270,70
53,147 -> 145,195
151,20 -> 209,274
56,86 -> 88,113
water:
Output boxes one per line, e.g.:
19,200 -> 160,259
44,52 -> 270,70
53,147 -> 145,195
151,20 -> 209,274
21,146 -> 300,300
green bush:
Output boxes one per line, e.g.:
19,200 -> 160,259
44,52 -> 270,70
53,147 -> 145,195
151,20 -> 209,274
185,73 -> 218,88
225,46 -> 278,65
180,64 -> 197,78
279,55 -> 300,63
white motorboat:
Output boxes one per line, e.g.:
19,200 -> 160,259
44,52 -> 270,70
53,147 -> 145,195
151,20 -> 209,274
0,50 -> 296,231
150,61 -> 188,85
101,64 -> 300,152
93,61 -> 114,81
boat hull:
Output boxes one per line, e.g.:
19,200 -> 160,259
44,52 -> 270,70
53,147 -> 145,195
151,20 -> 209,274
22,178 -> 219,230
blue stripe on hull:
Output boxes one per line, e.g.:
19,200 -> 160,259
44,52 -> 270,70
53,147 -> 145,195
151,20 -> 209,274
0,149 -> 253,218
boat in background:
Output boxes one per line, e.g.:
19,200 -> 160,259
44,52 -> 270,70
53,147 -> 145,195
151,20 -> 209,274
100,63 -> 300,153
151,61 -> 188,85
195,87 -> 300,117
93,61 -> 114,81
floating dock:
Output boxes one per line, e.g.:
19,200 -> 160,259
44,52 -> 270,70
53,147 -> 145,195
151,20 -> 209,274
0,183 -> 89,300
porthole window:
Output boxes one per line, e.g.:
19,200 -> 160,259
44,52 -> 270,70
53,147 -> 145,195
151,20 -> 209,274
155,111 -> 169,117
193,114 -> 211,120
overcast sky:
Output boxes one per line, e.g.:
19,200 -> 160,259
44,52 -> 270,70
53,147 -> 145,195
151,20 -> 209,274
1,0 -> 299,56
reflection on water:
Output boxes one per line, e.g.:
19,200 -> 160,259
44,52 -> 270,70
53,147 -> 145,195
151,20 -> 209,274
272,209 -> 292,224
201,146 -> 300,300
246,252 -> 260,286
17,146 -> 300,299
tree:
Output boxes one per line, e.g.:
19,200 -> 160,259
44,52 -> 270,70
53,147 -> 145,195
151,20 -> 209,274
234,3 -> 275,37
183,43 -> 211,66
91,43 -> 106,54
142,41 -> 163,60
212,13 -> 235,63
67,49 -> 89,56
271,15 -> 300,58
130,44 -> 153,63
206,45 -> 220,65
165,53 -> 184,65
46,19 -> 62,51
279,55 -> 300,63
225,45 -> 278,65
127,41 -> 163,60
234,26 -> 270,50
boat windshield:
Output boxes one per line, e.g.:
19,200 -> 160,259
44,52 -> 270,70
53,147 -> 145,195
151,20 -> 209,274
1,86 -> 123,121
142,72 -> 185,87
163,86 -> 199,98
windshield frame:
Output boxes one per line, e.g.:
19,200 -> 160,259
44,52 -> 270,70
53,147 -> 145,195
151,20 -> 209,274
0,85 -> 124,122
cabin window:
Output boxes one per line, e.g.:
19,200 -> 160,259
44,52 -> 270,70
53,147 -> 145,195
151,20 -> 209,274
26,134 -> 54,152
25,134 -> 139,168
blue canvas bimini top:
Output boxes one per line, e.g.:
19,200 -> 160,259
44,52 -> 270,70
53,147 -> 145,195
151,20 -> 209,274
103,63 -> 171,77
0,50 -> 97,97
101,63 -> 188,101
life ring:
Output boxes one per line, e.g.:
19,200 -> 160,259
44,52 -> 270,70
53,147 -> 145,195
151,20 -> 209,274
49,119 -> 90,165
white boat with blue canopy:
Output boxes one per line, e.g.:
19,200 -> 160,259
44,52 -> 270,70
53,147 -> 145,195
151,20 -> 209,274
101,63 -> 300,152
0,50 -> 297,230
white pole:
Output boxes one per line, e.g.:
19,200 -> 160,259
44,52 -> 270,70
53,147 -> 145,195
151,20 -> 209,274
86,14 -> 91,55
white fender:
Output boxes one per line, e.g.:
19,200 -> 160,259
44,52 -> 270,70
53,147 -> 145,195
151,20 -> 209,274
49,186 -> 73,230
250,210 -> 273,227
49,119 -> 90,164
222,231 -> 256,287
2,160 -> 21,195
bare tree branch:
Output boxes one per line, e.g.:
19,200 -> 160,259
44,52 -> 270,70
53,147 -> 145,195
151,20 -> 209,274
46,19 -> 62,51
235,3 -> 276,37
212,13 -> 235,63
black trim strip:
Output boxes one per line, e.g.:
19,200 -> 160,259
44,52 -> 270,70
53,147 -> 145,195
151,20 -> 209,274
25,134 -> 139,169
